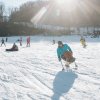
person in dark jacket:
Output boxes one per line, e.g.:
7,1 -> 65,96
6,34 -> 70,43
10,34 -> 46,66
6,43 -> 18,51
52,40 -> 55,45
1,38 -> 6,47
6,37 -> 8,42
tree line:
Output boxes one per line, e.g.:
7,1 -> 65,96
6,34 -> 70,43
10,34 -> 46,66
1,0 -> 100,36
0,0 -> 48,36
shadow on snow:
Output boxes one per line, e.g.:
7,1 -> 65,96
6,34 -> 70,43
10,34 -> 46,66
52,70 -> 78,100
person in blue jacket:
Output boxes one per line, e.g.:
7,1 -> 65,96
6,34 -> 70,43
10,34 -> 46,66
57,41 -> 75,68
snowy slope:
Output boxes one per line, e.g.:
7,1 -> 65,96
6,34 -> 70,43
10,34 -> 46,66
0,35 -> 100,100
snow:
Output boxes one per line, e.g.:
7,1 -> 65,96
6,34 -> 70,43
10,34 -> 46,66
0,35 -> 100,100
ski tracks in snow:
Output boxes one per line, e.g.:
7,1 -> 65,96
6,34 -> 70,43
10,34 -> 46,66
0,36 -> 100,100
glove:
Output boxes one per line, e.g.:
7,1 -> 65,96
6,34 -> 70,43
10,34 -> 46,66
70,50 -> 73,54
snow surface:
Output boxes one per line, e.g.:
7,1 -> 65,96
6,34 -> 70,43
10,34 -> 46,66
0,35 -> 100,100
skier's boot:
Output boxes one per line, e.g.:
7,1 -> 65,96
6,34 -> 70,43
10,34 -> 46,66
65,64 -> 70,69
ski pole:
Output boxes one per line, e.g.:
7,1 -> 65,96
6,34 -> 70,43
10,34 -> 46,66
74,62 -> 78,70
60,60 -> 64,70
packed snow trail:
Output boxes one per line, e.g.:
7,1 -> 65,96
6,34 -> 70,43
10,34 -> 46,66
0,35 -> 100,100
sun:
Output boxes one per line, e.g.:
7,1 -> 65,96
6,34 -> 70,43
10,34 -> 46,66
56,0 -> 79,12
57,0 -> 74,5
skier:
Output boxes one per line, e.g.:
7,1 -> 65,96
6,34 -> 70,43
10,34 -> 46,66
1,38 -> 6,47
6,43 -> 18,51
57,41 -> 75,70
52,40 -> 55,45
6,37 -> 8,42
26,36 -> 30,47
80,36 -> 86,48
19,37 -> 22,46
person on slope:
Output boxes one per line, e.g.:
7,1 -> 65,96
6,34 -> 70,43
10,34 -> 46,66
80,36 -> 86,48
26,36 -> 30,47
6,43 -> 18,51
6,37 -> 8,42
1,38 -> 6,47
52,40 -> 55,45
19,36 -> 22,46
57,41 -> 75,70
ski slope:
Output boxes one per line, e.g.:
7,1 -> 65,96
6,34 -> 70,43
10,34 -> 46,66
0,35 -> 100,100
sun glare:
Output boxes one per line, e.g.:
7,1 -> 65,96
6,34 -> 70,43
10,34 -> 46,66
56,0 -> 79,12
57,0 -> 74,5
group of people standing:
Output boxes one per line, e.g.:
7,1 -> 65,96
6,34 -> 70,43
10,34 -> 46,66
17,36 -> 30,47
0,36 -> 31,51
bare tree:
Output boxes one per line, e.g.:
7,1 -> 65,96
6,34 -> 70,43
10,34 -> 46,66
0,2 -> 5,16
0,2 -> 5,22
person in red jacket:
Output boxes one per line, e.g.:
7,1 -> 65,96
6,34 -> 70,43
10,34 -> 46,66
26,36 -> 30,47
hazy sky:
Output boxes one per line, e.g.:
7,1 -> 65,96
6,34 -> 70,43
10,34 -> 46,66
1,0 -> 36,8
0,0 -> 36,15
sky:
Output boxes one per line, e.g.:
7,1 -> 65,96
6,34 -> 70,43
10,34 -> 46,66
1,0 -> 36,8
0,0 -> 36,15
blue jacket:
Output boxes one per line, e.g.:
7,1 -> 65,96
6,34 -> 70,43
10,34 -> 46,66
57,44 -> 72,60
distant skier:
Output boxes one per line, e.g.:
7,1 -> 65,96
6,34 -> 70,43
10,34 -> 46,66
19,37 -> 22,46
6,43 -> 18,51
80,36 -> 86,48
1,38 -> 6,47
57,41 -> 75,70
52,40 -> 55,45
6,37 -> 8,42
26,36 -> 30,47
